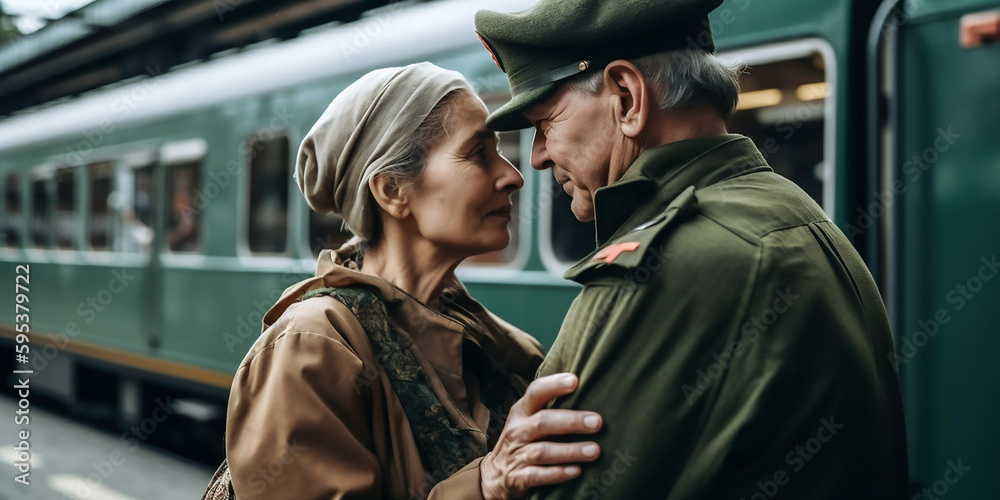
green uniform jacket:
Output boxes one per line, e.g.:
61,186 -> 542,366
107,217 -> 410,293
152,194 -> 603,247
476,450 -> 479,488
532,135 -> 909,500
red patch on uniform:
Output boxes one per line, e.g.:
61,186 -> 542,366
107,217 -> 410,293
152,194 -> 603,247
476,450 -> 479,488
477,33 -> 505,72
592,242 -> 641,264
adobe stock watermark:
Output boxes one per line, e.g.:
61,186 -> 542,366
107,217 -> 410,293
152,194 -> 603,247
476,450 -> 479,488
178,107 -> 296,225
222,263 -> 312,353
339,2 -> 405,61
685,0 -> 752,51
350,286 -> 467,397
580,448 -> 639,499
843,126 -> 961,242
878,0 -> 930,41
70,398 -> 174,498
739,416 -> 844,500
246,440 -> 307,495
682,288 -> 799,404
57,65 -> 164,170
888,254 -> 998,372
26,267 -> 137,374
912,459 -> 971,499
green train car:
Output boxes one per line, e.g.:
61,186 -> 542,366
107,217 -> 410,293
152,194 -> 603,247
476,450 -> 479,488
0,0 -> 997,494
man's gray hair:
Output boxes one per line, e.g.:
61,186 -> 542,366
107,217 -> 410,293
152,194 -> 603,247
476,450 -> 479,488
568,50 -> 742,119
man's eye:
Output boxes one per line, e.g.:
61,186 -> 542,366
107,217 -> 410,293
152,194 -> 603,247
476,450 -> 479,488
469,148 -> 487,161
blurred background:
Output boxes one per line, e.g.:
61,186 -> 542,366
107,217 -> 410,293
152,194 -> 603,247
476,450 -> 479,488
0,0 -> 997,498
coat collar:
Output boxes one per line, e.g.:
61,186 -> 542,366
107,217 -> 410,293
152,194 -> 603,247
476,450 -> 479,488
263,238 -> 516,436
592,134 -> 770,245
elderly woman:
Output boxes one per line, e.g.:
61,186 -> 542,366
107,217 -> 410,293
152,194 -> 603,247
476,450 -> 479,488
205,63 -> 602,500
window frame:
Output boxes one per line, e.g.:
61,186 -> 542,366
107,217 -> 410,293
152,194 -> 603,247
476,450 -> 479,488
28,165 -> 56,252
85,160 -> 119,254
538,37 -> 838,276
160,138 -> 208,256
2,171 -> 23,250
54,165 -> 79,251
717,37 -> 838,216
76,149 -> 157,265
238,130 -> 293,259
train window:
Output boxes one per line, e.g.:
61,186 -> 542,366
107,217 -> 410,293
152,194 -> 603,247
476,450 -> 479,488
3,174 -> 21,247
88,162 -> 114,251
125,163 -> 155,254
31,174 -> 52,248
55,167 -> 76,249
308,212 -> 353,256
246,135 -> 289,255
726,52 -> 828,207
547,178 -> 596,263
165,161 -> 202,252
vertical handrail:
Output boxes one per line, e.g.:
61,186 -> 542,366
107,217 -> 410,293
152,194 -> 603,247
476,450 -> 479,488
867,0 -> 904,340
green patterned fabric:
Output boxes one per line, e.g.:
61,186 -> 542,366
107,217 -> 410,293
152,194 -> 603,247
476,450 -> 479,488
302,286 -> 518,485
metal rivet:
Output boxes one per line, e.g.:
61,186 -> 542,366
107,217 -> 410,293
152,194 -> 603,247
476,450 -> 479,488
578,60 -> 590,71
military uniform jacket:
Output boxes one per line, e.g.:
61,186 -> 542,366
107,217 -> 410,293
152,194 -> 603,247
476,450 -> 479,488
532,135 -> 909,499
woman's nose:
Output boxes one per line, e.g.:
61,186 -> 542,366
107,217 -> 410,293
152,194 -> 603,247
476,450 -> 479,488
497,157 -> 524,194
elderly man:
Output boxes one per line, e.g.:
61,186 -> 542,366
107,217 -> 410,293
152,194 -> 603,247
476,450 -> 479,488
474,0 -> 909,498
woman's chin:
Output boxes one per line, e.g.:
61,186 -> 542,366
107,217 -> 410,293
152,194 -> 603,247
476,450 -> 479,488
466,232 -> 511,257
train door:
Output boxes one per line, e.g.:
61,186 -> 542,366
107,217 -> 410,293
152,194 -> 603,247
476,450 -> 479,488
118,151 -> 161,350
891,1 -> 1000,494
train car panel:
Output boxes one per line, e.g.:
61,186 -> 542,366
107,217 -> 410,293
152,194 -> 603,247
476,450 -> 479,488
896,0 -> 1000,493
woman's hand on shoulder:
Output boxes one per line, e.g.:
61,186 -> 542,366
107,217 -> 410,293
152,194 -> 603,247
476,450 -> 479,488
480,373 -> 602,500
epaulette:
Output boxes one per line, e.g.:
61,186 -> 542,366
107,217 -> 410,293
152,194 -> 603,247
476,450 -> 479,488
565,186 -> 699,281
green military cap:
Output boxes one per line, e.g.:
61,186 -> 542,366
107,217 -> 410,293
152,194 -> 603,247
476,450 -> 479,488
475,0 -> 724,131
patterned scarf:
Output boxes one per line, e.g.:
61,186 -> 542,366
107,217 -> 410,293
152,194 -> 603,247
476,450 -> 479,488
301,286 -> 525,485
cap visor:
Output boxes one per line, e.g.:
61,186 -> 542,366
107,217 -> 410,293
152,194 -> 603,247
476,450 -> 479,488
485,83 -> 556,131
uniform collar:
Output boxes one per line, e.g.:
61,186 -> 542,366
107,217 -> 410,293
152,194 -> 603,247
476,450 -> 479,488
592,134 -> 769,245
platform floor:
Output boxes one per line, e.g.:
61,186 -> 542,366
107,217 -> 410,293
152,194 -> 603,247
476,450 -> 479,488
0,396 -> 213,500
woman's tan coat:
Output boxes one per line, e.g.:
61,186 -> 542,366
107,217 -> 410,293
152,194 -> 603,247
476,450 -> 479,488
225,243 -> 544,500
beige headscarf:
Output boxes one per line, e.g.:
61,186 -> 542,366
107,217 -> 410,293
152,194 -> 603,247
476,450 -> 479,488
295,62 -> 469,241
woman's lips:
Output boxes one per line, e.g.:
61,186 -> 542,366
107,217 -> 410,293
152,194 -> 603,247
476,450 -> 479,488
487,205 -> 513,219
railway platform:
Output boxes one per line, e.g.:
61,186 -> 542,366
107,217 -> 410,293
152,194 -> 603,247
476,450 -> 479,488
0,395 -> 212,500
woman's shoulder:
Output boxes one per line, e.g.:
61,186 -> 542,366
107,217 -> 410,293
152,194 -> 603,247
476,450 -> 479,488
238,287 -> 376,370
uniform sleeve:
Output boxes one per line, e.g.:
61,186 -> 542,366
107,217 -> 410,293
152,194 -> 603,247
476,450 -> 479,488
226,330 -> 383,500
529,219 -> 762,500
531,220 -> 907,499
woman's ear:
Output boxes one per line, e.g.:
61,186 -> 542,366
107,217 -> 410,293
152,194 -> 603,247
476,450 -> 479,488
368,174 -> 411,220
603,60 -> 650,138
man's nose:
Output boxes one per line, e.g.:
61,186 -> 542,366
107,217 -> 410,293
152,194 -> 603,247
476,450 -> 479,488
530,130 -> 554,171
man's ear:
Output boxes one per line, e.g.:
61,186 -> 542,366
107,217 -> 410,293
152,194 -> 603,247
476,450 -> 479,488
368,174 -> 411,220
602,60 -> 650,138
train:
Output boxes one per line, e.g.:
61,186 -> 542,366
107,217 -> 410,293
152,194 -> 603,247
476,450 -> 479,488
1,0 -> 998,496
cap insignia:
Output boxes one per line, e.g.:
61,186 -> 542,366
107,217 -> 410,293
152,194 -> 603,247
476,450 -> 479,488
477,33 -> 505,72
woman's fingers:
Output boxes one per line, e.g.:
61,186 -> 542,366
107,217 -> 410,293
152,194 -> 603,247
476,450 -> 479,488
481,372 -> 605,499
516,441 -> 602,465
505,464 -> 582,495
510,409 -> 603,442
513,373 -> 580,415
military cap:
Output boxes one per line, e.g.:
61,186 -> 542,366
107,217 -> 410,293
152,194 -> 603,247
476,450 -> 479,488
475,0 -> 724,131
